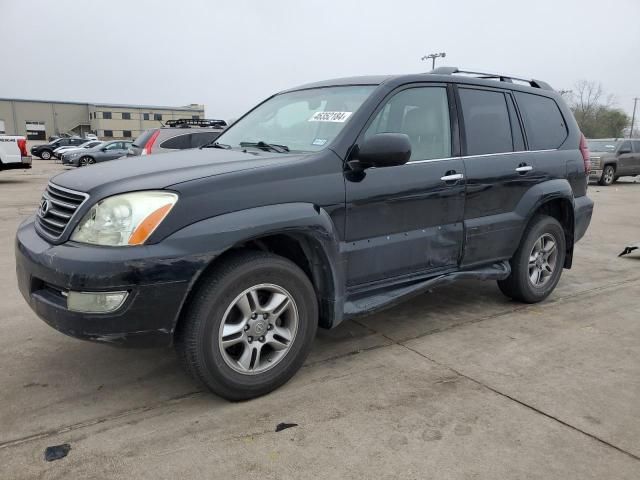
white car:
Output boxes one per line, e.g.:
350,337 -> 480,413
0,135 -> 32,171
54,140 -> 103,159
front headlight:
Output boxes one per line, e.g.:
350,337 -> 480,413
71,191 -> 178,246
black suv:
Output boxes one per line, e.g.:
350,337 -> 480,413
31,137 -> 88,160
16,67 -> 593,400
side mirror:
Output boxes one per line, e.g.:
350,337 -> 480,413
101,147 -> 108,152
350,133 -> 412,170
618,148 -> 631,155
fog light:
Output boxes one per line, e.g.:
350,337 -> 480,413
67,291 -> 128,313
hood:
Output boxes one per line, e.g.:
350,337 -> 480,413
51,148 -> 300,194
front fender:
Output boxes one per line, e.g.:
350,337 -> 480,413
162,202 -> 345,328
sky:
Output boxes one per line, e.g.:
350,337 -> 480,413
1,0 -> 639,120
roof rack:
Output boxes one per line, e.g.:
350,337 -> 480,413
164,118 -> 228,128
430,67 -> 553,91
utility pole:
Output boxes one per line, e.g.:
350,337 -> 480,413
630,97 -> 638,138
421,52 -> 446,70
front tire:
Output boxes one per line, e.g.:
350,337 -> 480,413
175,251 -> 318,401
498,215 -> 566,303
599,165 -> 615,186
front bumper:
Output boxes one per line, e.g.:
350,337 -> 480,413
588,169 -> 602,181
15,217 -> 206,347
574,195 -> 594,243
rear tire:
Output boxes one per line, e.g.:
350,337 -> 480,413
599,165 -> 615,186
498,215 -> 566,303
175,251 -> 318,401
40,150 -> 52,160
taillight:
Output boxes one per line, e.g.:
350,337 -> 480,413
579,133 -> 591,174
17,138 -> 28,157
142,130 -> 160,156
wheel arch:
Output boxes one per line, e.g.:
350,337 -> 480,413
517,180 -> 576,269
170,203 -> 345,341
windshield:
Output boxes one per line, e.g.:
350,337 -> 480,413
587,140 -> 619,152
215,85 -> 376,153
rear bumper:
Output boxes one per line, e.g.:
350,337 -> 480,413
15,216 -> 206,347
1,156 -> 32,170
574,195 -> 594,243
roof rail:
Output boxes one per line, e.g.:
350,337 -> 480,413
164,118 -> 228,128
430,66 -> 554,91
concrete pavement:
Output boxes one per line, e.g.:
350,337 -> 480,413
1,161 -> 639,479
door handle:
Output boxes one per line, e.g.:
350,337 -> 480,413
440,173 -> 464,182
515,165 -> 533,173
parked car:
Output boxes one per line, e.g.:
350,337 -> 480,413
31,137 -> 88,160
128,118 -> 227,157
54,140 -> 103,159
64,140 -> 133,166
587,138 -> 640,185
0,135 -> 32,171
16,67 -> 593,400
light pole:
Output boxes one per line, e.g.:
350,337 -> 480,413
630,97 -> 638,138
421,52 -> 446,70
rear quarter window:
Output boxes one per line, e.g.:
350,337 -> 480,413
514,92 -> 568,150
160,133 -> 192,150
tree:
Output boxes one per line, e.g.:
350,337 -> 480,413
567,81 -> 629,138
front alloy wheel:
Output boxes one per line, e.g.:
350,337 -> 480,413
599,165 -> 615,186
219,284 -> 298,374
175,251 -> 318,401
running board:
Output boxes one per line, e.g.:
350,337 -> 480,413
343,261 -> 511,318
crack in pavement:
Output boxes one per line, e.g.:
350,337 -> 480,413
398,342 -> 640,463
2,275 -> 639,452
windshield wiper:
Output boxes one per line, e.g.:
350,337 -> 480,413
239,141 -> 289,153
200,141 -> 231,150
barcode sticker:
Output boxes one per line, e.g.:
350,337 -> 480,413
308,111 -> 353,123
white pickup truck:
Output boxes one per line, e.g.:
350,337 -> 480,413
0,136 -> 32,171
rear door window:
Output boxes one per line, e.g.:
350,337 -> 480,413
459,88 -> 513,155
514,92 -> 567,150
631,141 -> 640,153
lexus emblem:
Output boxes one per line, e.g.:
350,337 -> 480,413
39,198 -> 51,217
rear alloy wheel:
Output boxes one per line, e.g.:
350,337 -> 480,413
40,150 -> 52,160
79,156 -> 95,166
498,215 -> 566,303
175,251 -> 318,401
599,165 -> 615,186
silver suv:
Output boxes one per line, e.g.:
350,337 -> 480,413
128,118 -> 227,157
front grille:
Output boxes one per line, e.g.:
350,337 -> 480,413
36,183 -> 88,240
590,157 -> 601,169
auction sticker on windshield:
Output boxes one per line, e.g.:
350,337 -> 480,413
309,111 -> 353,122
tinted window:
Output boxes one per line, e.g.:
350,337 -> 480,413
123,130 -> 132,138
160,133 -> 192,150
619,141 -> 632,152
104,142 -> 121,150
103,112 -> 112,119
143,113 -> 150,121
122,112 -> 131,120
632,141 -> 640,153
154,114 -> 162,121
459,88 -> 513,155
191,131 -> 220,148
104,130 -> 113,137
514,92 -> 567,150
365,87 -> 451,161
